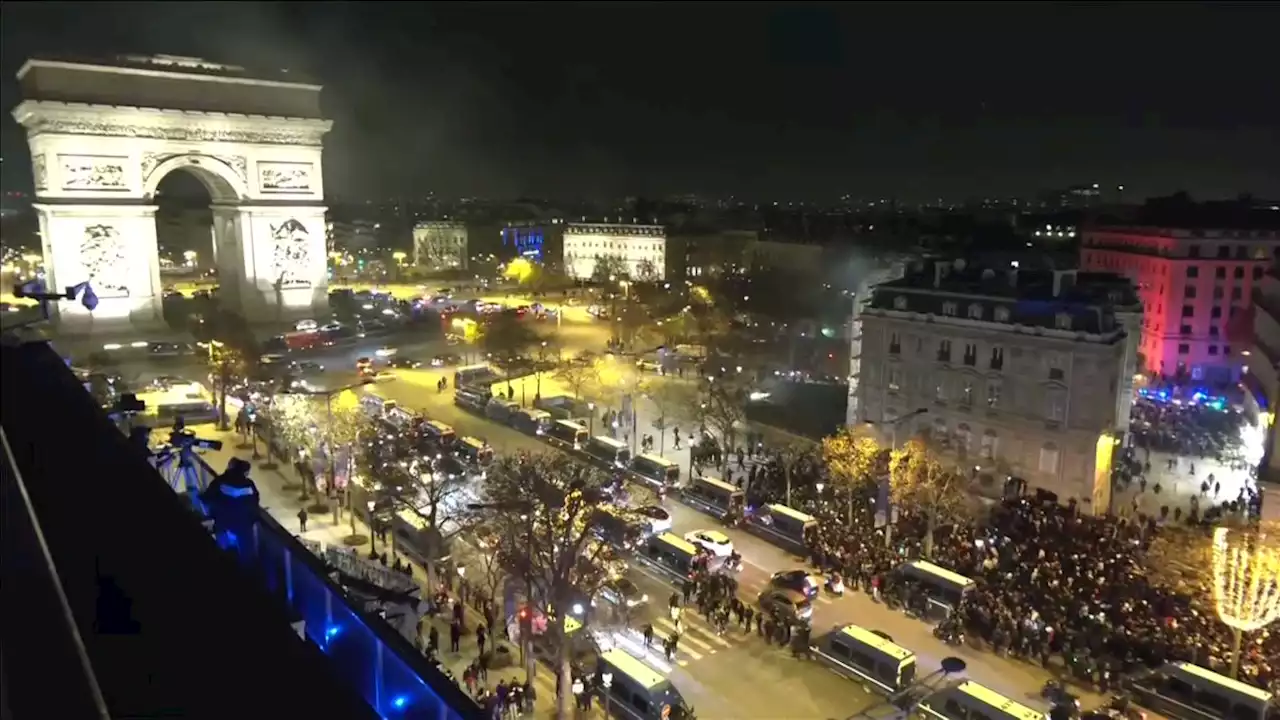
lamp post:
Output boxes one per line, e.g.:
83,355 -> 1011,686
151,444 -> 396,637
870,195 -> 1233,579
871,407 -> 929,549
536,340 -> 548,402
468,500 -> 536,680
367,500 -> 378,555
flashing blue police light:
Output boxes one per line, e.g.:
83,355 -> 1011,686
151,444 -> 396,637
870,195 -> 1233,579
391,695 -> 409,711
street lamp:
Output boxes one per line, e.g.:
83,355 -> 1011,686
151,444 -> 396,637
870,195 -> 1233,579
536,340 -> 548,401
869,408 -> 929,549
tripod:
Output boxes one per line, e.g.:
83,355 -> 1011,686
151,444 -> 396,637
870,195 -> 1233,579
153,444 -> 210,509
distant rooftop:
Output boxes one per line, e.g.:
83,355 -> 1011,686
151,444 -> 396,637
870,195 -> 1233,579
565,222 -> 666,237
19,53 -> 317,86
866,258 -> 1139,336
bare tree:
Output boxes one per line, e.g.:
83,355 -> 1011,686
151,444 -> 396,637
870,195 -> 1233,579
776,441 -> 819,507
553,360 -> 599,402
479,452 -> 620,719
688,374 -> 750,474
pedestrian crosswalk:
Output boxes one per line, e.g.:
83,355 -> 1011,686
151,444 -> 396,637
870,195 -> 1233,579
650,611 -> 741,666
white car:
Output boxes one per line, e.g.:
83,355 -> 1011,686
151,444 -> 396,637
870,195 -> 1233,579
684,529 -> 734,558
633,505 -> 672,535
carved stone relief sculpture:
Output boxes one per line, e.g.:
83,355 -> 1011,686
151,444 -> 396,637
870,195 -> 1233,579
80,224 -> 130,299
31,119 -> 325,147
270,218 -> 312,288
141,152 -> 248,187
61,155 -> 127,190
33,154 -> 47,190
259,162 -> 313,192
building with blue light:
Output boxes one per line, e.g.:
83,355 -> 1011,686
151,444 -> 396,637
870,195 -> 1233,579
500,221 -> 563,271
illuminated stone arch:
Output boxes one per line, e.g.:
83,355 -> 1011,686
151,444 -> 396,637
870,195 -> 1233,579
11,55 -> 334,334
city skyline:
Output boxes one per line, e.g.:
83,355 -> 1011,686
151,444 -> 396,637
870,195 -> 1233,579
2,3 -> 1278,202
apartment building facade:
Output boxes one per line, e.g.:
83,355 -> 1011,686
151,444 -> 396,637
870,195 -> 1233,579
1081,227 -> 1280,384
855,259 -> 1141,513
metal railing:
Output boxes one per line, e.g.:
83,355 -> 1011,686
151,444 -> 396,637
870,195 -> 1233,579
156,451 -> 480,720
0,426 -> 112,720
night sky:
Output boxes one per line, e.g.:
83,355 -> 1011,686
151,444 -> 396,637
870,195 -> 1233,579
2,2 -> 1277,202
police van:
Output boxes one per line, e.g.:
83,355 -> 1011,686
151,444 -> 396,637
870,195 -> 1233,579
679,475 -> 744,519
748,503 -> 817,550
585,435 -> 632,469
453,385 -> 490,412
898,560 -> 974,614
636,532 -> 700,583
629,453 -> 680,489
511,407 -> 553,436
455,436 -> 495,473
1130,661 -> 1276,720
595,648 -> 692,720
545,419 -> 589,450
917,681 -> 1048,720
420,420 -> 457,448
812,624 -> 917,694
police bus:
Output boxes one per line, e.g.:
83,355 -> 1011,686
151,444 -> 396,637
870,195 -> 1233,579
584,435 -> 632,469
917,681 -> 1049,720
630,453 -> 680,489
813,624 -> 917,694
1130,661 -> 1276,720
544,419 -> 589,450
511,407 -> 553,436
679,475 -> 744,519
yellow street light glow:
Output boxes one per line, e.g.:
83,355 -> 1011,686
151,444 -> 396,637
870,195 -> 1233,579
1213,527 -> 1280,632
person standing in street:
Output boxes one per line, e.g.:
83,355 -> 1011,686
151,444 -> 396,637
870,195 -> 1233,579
297,507 -> 308,533
450,618 -> 462,653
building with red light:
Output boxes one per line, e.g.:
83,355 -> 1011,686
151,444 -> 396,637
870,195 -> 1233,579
1081,227 -> 1280,384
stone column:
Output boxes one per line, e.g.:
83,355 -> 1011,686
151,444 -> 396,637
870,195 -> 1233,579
34,202 -> 164,336
229,204 -> 330,324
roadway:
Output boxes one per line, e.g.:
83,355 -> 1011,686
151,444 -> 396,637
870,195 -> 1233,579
355,372 -> 1079,718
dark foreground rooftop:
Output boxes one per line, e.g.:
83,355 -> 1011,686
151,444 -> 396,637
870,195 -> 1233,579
0,339 -> 380,719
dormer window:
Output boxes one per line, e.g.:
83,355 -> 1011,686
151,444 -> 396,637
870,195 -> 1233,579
968,303 -> 983,320
994,306 -> 1011,323
893,295 -> 908,310
1055,312 -> 1073,330
942,302 -> 958,317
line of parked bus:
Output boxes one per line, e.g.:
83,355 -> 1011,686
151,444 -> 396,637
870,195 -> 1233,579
451,382 -> 682,491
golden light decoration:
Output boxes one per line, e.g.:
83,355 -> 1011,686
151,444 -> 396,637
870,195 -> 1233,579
1212,526 -> 1280,632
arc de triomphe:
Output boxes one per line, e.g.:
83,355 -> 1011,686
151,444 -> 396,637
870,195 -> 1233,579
11,54 -> 333,333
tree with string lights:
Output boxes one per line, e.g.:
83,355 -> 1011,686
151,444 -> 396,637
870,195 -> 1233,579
1211,524 -> 1280,678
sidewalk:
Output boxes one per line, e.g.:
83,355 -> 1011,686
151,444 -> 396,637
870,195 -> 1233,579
182,423 -> 594,718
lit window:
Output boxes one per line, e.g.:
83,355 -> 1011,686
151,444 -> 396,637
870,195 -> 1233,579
968,303 -> 983,319
942,302 -> 958,316
994,306 -> 1011,322
893,295 -> 908,310
1055,312 -> 1073,330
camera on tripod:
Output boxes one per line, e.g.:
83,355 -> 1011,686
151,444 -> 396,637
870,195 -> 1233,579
168,429 -> 224,452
